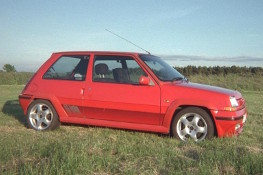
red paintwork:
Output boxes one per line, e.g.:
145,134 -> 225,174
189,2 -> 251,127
19,51 -> 247,137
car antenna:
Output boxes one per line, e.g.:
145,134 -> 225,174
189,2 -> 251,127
105,29 -> 151,54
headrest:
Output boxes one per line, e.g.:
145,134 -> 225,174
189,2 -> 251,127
95,63 -> 109,75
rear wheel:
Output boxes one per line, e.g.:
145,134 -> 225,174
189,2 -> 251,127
26,100 -> 60,131
172,107 -> 214,141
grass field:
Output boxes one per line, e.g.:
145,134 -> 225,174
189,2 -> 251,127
0,84 -> 263,174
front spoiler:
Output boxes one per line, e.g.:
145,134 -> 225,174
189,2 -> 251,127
211,108 -> 247,137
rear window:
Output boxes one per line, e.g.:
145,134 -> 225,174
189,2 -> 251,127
43,55 -> 89,81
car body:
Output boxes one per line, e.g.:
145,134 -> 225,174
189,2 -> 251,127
19,51 -> 247,141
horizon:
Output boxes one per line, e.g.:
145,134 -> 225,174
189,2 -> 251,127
0,0 -> 263,71
1,53 -> 263,72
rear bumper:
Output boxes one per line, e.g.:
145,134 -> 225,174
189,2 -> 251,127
18,94 -> 33,115
211,108 -> 247,137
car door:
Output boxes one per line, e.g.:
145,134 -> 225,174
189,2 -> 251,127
82,54 -> 161,125
41,55 -> 89,118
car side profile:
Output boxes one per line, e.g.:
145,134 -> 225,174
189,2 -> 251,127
19,51 -> 247,141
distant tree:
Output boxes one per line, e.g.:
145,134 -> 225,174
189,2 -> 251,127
3,64 -> 16,72
251,67 -> 262,74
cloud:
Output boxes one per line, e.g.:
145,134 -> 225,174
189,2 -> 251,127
158,54 -> 263,63
155,7 -> 199,21
141,5 -> 202,26
247,33 -> 261,37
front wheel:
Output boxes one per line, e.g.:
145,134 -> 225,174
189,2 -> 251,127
26,100 -> 60,131
171,107 -> 215,141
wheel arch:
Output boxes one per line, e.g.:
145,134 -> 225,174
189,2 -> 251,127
26,98 -> 61,130
27,97 -> 65,121
166,105 -> 218,137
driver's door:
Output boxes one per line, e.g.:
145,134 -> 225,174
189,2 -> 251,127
82,55 -> 161,125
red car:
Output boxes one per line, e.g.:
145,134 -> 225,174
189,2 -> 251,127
19,51 -> 247,141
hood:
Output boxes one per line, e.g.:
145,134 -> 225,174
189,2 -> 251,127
172,81 -> 242,99
161,81 -> 243,110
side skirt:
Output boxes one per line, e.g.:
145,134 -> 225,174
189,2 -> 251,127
60,117 -> 169,134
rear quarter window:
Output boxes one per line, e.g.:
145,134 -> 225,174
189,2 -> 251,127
43,55 -> 89,81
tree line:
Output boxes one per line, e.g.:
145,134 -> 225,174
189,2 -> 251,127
175,66 -> 263,76
1,64 -> 262,85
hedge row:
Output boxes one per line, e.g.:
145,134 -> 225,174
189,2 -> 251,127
175,66 -> 263,77
0,72 -> 34,85
0,66 -> 262,91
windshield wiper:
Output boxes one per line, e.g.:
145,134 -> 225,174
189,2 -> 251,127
171,77 -> 188,82
171,77 -> 184,82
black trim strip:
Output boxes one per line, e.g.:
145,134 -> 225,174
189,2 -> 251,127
215,116 -> 243,121
18,95 -> 32,100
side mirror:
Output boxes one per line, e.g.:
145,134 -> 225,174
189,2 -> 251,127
139,76 -> 150,85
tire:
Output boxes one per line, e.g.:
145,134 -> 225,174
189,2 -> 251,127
171,107 -> 214,141
26,100 -> 60,131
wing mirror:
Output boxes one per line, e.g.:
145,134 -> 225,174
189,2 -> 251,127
139,76 -> 150,85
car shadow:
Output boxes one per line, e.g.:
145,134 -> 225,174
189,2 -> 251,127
2,100 -> 27,126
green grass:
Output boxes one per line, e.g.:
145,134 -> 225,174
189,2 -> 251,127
0,82 -> 263,174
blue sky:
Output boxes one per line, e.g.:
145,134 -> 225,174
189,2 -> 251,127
0,0 -> 263,71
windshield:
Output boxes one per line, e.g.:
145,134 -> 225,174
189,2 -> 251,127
139,54 -> 184,81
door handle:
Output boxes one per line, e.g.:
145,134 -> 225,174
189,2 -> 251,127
80,88 -> 85,95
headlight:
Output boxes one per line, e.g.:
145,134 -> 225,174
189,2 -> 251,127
230,96 -> 239,107
224,96 -> 239,111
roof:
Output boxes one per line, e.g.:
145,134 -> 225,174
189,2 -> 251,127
53,51 -> 147,55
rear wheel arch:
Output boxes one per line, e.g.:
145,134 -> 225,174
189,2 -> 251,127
28,98 -> 57,115
30,97 -> 70,121
26,99 -> 61,131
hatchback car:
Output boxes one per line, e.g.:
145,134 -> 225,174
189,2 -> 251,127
19,51 -> 247,141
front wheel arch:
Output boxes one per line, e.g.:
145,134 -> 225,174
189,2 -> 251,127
170,106 -> 216,141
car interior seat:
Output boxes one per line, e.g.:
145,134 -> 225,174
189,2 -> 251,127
113,68 -> 130,83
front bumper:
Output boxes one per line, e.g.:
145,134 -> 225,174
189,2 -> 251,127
211,108 -> 247,137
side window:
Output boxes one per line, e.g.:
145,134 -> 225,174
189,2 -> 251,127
43,55 -> 89,81
93,55 -> 147,84
126,60 -> 147,84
